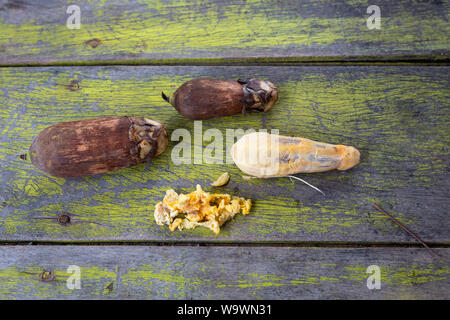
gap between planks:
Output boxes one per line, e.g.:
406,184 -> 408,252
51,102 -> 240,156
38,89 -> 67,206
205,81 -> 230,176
0,57 -> 450,68
0,241 -> 449,248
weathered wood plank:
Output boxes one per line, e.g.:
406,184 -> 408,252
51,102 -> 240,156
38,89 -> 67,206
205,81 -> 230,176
0,0 -> 449,65
0,66 -> 449,242
0,246 -> 448,299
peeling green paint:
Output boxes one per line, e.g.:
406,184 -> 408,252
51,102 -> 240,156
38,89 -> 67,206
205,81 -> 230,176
0,0 -> 448,64
343,264 -> 450,286
0,265 -> 117,299
0,247 -> 448,299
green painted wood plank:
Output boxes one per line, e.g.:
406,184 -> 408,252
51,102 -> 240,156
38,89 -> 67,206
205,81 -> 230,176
0,246 -> 448,299
0,66 -> 449,242
0,0 -> 449,65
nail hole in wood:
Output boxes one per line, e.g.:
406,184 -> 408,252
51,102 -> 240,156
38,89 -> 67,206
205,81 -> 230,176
106,282 -> 114,292
68,80 -> 81,91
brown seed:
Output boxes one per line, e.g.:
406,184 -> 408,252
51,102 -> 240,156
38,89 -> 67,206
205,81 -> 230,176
162,78 -> 278,120
29,116 -> 168,178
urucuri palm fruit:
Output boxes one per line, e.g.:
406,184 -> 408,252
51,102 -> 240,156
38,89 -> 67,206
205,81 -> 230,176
162,78 -> 278,120
29,116 -> 168,177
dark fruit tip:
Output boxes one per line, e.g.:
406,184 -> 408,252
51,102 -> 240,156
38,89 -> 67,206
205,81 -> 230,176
161,92 -> 170,104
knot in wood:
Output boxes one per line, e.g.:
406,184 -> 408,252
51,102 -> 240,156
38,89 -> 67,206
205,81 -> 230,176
68,80 -> 81,91
57,213 -> 71,226
39,270 -> 55,282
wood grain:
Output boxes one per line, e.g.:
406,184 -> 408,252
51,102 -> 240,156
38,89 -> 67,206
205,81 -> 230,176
0,246 -> 448,299
1,65 -> 448,242
0,0 -> 449,65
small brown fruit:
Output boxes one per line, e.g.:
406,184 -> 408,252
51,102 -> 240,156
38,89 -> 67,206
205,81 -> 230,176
162,78 -> 278,120
29,116 -> 168,177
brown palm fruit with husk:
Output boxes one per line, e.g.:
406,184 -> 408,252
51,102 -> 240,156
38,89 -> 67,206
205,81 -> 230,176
162,78 -> 278,120
29,116 -> 168,178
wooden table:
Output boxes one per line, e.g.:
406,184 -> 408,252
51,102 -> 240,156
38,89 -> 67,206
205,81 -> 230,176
0,0 -> 449,299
